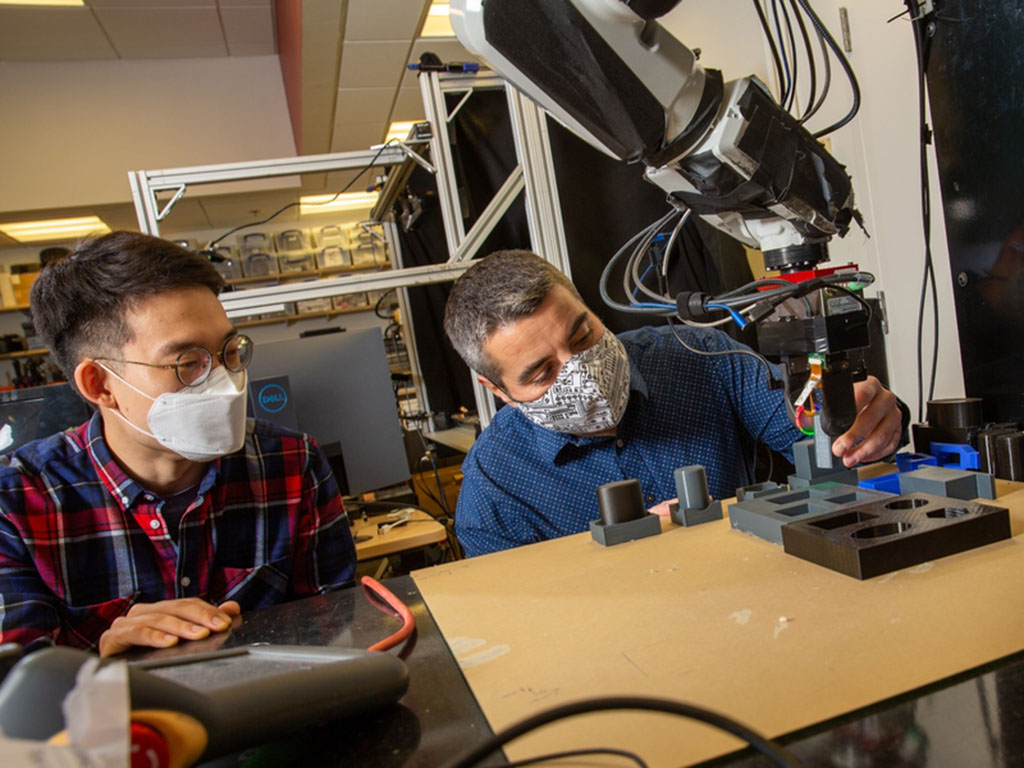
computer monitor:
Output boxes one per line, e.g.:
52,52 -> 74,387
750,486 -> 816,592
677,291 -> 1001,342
0,383 -> 93,456
246,328 -> 410,496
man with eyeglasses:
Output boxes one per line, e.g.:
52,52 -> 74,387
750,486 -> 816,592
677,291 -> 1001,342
0,232 -> 357,656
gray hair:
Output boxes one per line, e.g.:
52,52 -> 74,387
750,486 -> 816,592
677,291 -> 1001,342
443,249 -> 581,386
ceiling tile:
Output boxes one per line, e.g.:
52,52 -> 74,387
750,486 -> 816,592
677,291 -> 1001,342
344,0 -> 427,42
330,120 -> 387,153
300,0 -> 344,156
89,0 -> 217,5
335,88 -> 396,127
338,40 -> 409,89
93,7 -> 228,58
220,4 -> 274,56
228,42 -> 274,56
92,202 -> 149,232
390,87 -> 425,122
0,7 -> 116,61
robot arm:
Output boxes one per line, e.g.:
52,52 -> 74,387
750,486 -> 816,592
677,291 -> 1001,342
450,0 -> 858,271
451,0 -> 871,438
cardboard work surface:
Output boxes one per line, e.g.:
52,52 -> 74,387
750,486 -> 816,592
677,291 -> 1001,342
413,482 -> 1024,766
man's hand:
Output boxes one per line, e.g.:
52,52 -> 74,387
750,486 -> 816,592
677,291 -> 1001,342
98,598 -> 241,658
831,376 -> 903,467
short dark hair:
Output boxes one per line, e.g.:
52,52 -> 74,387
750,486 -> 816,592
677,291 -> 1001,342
443,249 -> 581,386
30,231 -> 225,386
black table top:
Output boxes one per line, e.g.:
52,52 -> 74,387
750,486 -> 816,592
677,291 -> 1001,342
131,575 -> 502,767
708,650 -> 1024,767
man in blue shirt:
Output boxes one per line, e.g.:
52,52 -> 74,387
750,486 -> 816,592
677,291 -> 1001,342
443,250 -> 905,557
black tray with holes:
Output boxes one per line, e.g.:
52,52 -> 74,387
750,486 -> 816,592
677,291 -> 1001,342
780,492 -> 1011,579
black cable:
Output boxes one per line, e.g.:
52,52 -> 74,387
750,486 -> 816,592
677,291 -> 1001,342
629,216 -> 682,304
753,0 -> 786,105
374,288 -> 397,319
789,0 -> 816,120
802,20 -> 832,123
797,0 -> 860,137
905,0 -> 939,420
826,283 -> 873,322
414,428 -> 454,519
504,747 -> 649,768
401,457 -> 464,561
648,242 -> 667,298
778,0 -> 799,113
441,695 -> 801,768
206,140 -> 398,250
771,0 -> 793,106
413,456 -> 448,509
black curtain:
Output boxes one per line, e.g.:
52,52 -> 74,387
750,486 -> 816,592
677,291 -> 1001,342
927,0 -> 1024,423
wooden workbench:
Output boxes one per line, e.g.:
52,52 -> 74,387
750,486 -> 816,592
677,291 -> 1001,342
352,508 -> 447,562
413,481 -> 1024,766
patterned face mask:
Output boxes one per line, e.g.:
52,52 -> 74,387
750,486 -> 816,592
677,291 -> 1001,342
513,328 -> 631,435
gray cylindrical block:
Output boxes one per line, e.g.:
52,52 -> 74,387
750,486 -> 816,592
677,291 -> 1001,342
673,465 -> 710,511
596,479 -> 645,524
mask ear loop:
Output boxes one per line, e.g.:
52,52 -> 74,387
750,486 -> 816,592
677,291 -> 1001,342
94,361 -> 160,440
94,361 -> 158,403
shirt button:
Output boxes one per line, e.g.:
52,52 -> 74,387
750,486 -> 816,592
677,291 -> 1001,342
645,493 -> 655,503
149,519 -> 161,530
616,439 -> 624,449
180,576 -> 191,588
143,493 -> 154,502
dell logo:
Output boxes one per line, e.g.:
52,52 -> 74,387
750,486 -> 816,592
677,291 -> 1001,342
258,384 -> 288,413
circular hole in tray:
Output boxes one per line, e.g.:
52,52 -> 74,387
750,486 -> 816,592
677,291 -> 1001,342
927,507 -> 970,519
852,522 -> 913,538
884,498 -> 928,511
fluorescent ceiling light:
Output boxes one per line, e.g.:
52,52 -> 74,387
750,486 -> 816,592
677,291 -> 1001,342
421,2 -> 454,38
385,121 -> 418,143
299,192 -> 379,216
0,216 -> 110,243
0,0 -> 85,5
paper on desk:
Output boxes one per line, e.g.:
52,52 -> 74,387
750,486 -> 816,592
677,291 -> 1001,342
0,656 -> 129,768
64,657 -> 129,764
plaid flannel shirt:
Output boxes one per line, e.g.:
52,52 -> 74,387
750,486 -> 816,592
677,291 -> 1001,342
0,413 -> 356,650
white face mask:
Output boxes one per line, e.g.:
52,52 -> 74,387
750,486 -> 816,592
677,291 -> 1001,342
513,328 -> 631,435
101,363 -> 248,462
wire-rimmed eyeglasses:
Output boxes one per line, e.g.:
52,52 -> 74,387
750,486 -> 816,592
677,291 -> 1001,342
95,334 -> 253,387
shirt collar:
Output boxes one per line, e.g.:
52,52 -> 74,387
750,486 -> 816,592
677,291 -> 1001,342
85,411 -> 221,510
529,355 -> 649,465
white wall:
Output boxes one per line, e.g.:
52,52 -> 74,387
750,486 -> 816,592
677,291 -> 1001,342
0,56 -> 297,212
660,2 -> 964,418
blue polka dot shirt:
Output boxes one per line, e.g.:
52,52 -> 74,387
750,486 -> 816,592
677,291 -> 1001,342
455,324 -> 803,557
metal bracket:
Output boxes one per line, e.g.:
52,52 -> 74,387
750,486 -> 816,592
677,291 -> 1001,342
876,290 -> 889,334
839,7 -> 852,52
449,166 -> 525,262
154,184 -> 187,222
